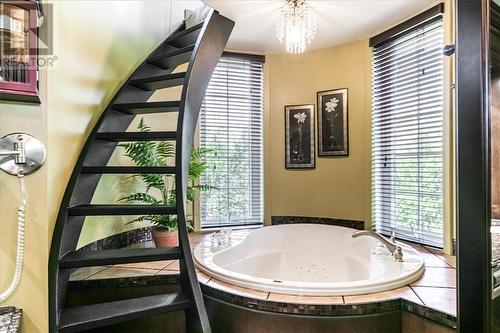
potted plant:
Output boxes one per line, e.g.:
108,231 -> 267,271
118,118 -> 215,248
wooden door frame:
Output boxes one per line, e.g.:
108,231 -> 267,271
456,0 -> 492,331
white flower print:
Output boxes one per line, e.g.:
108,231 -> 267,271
293,112 -> 307,124
325,98 -> 339,113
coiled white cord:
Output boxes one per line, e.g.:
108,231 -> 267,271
0,170 -> 26,302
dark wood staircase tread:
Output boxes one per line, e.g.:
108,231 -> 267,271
129,72 -> 186,91
60,247 -> 182,268
80,166 -> 176,174
58,293 -> 189,332
95,131 -> 177,141
148,44 -> 195,69
111,101 -> 181,115
165,22 -> 204,47
67,204 -> 177,216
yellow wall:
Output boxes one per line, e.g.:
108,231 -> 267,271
264,0 -> 455,254
264,40 -> 373,227
0,1 -> 200,332
47,1 -> 199,248
0,79 -> 48,332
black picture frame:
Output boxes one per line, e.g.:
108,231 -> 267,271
317,88 -> 349,156
285,104 -> 315,169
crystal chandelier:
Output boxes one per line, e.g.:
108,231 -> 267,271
276,0 -> 317,54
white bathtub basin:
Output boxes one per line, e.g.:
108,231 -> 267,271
194,224 -> 425,296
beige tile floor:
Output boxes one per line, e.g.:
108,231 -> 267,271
71,231 -> 457,317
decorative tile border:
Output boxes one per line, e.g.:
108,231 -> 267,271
78,227 -> 152,252
0,307 -> 22,332
271,216 -> 364,230
201,283 -> 401,317
201,283 -> 455,329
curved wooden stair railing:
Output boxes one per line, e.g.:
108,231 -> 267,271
48,9 -> 234,333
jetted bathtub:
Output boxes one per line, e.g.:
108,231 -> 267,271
194,224 -> 425,296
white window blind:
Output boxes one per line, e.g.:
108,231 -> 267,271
371,16 -> 444,248
200,55 -> 264,228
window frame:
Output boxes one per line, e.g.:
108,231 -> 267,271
370,4 -> 445,248
199,52 -> 265,230
0,0 -> 40,103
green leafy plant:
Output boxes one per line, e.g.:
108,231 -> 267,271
118,118 -> 215,231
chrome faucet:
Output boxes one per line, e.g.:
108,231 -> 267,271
352,230 -> 404,262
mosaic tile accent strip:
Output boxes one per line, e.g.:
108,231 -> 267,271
201,283 -> 455,328
202,282 -> 400,316
78,227 -> 152,251
271,216 -> 364,230
402,299 -> 457,329
0,307 -> 22,333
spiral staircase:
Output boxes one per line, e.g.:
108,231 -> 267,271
48,9 -> 234,333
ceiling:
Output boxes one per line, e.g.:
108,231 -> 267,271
203,0 -> 437,54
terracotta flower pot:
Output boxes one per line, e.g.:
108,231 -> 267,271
152,228 -> 178,247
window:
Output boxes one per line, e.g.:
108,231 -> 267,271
0,0 -> 39,102
199,54 -> 264,229
371,9 -> 444,247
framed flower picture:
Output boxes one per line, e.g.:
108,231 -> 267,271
317,88 -> 349,156
285,104 -> 315,169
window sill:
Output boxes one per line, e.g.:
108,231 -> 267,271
0,90 -> 41,104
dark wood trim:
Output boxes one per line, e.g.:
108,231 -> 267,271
0,89 -> 40,103
0,0 -> 39,100
456,0 -> 491,332
369,3 -> 445,47
222,51 -> 265,63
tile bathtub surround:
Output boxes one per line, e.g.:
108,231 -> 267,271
410,286 -> 457,317
87,266 -> 160,280
407,246 -> 451,268
343,286 -> 422,305
423,246 -> 457,269
114,260 -> 174,271
271,216 -> 364,230
207,278 -> 269,300
70,230 -> 458,329
410,267 -> 456,288
0,307 -> 22,333
267,293 -> 343,305
69,266 -> 109,281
